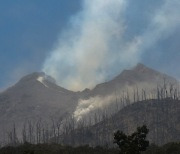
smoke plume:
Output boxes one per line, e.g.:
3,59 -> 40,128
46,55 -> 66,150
74,95 -> 117,121
42,0 -> 180,91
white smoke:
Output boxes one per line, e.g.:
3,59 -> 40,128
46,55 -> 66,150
73,95 -> 117,121
42,0 -> 180,91
73,76 -> 179,120
42,0 -> 130,91
138,0 -> 180,51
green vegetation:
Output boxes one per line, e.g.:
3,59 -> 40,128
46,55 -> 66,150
114,125 -> 149,154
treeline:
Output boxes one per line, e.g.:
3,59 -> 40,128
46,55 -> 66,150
0,142 -> 180,154
143,142 -> 180,154
0,143 -> 118,154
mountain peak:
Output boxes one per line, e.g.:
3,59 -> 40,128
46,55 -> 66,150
19,72 -> 44,82
19,72 -> 56,85
110,63 -> 169,86
132,63 -> 153,73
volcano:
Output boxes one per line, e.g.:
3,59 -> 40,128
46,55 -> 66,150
0,63 -> 179,144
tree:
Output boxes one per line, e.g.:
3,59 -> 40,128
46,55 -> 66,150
114,125 -> 149,154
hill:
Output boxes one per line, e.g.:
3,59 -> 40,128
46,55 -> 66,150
0,63 -> 179,145
62,98 -> 180,146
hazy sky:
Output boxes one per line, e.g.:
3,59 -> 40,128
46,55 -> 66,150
0,0 -> 180,91
0,0 -> 80,89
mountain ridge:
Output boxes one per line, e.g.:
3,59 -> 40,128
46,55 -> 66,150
85,63 -> 178,98
0,63 -> 179,145
62,98 -> 180,146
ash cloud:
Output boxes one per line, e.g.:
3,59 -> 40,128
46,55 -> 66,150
42,0 -> 180,91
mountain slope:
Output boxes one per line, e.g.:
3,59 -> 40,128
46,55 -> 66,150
62,98 -> 180,146
88,63 -> 178,97
73,63 -> 179,120
0,63 -> 179,144
0,72 -> 79,139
